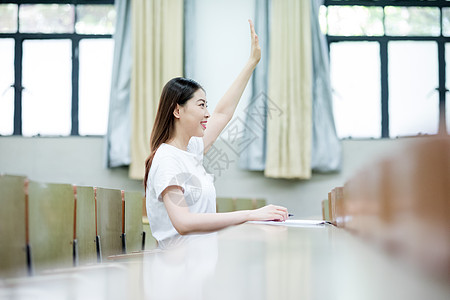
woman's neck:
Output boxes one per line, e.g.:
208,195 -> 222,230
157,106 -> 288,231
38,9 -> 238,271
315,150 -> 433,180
167,135 -> 190,151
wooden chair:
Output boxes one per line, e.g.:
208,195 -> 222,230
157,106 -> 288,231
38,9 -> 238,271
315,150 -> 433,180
0,174 -> 28,278
321,199 -> 330,222
234,198 -> 253,211
142,197 -> 158,250
95,187 -> 124,261
328,191 -> 335,225
142,218 -> 158,250
74,186 -> 97,266
216,197 -> 235,212
124,191 -> 145,253
332,187 -> 344,227
216,197 -> 267,213
28,181 -> 74,275
324,187 -> 345,226
253,198 -> 267,209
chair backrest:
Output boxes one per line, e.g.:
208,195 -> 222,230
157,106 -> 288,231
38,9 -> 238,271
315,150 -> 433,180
254,198 -> 266,209
327,192 -> 335,224
235,198 -> 267,211
142,220 -> 158,250
0,175 -> 28,278
217,197 -> 267,212
75,186 -> 97,265
333,187 -> 345,227
234,198 -> 254,211
124,191 -> 144,253
95,187 -> 123,259
216,197 -> 235,212
28,181 -> 74,274
141,196 -> 158,250
321,199 -> 330,221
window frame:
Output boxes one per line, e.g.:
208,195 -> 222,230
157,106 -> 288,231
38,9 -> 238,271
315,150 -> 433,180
0,0 -> 114,136
324,0 -> 450,138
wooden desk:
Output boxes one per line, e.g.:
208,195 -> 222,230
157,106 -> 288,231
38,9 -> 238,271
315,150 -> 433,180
1,223 -> 449,300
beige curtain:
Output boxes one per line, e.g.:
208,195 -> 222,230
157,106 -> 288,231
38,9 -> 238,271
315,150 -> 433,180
129,0 -> 184,179
265,0 -> 312,179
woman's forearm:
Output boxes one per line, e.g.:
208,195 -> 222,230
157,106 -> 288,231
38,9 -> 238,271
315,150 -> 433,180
163,190 -> 288,235
173,210 -> 251,235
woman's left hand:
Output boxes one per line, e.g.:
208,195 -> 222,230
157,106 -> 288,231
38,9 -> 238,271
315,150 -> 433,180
248,19 -> 261,65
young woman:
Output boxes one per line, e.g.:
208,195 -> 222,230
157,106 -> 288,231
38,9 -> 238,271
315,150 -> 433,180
144,20 -> 289,245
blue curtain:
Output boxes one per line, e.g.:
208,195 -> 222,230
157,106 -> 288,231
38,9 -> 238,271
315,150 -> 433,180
105,0 -> 132,168
310,0 -> 341,172
239,0 -> 270,171
184,0 -> 197,79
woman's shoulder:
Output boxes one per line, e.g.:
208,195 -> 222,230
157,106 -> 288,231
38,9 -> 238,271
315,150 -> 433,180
150,146 -> 186,180
153,144 -> 180,162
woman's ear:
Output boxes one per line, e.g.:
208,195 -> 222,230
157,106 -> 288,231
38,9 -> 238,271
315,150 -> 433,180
173,104 -> 181,119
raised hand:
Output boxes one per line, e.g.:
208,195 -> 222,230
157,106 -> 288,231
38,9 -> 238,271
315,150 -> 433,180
248,19 -> 261,65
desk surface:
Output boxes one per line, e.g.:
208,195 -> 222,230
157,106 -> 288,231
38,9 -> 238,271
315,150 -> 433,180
1,223 -> 449,300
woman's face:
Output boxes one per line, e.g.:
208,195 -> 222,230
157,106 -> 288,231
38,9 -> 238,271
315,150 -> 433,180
177,88 -> 210,137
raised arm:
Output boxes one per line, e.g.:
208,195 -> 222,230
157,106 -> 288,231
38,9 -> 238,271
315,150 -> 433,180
162,186 -> 288,235
203,19 -> 261,153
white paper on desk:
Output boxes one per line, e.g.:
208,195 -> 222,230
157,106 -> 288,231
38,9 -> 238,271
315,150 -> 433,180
247,219 -> 331,227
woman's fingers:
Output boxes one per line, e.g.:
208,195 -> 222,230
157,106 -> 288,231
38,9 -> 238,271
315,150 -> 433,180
272,205 -> 289,215
248,19 -> 258,43
247,19 -> 261,63
248,19 -> 255,35
276,206 -> 289,221
267,205 -> 289,221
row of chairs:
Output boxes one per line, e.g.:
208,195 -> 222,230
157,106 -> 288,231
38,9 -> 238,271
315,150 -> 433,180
322,136 -> 449,279
0,175 -> 157,279
216,197 -> 266,213
1,173 -> 266,279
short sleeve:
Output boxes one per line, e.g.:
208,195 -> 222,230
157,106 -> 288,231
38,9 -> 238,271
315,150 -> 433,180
152,156 -> 187,202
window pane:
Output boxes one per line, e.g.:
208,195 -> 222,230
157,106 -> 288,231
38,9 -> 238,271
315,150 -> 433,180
76,5 -> 116,35
327,6 -> 383,36
389,41 -> 439,137
79,39 -> 114,136
22,40 -> 72,136
443,8 -> 450,37
0,39 -> 15,136
0,4 -> 18,33
385,6 -> 440,36
19,4 -> 74,33
330,42 -> 381,138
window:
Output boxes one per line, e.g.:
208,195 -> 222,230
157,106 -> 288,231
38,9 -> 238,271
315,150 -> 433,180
0,1 -> 115,137
323,0 -> 449,138
330,42 -> 381,138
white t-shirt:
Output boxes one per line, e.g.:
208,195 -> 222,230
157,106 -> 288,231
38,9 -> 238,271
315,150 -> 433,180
146,137 -> 216,245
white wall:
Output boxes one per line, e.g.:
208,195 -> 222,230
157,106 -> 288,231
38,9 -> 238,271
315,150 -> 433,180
0,136 -> 409,218
188,0 -> 255,114
0,136 -> 143,191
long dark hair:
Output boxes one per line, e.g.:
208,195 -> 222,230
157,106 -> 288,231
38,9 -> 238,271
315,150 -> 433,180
144,77 -> 204,192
